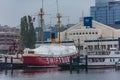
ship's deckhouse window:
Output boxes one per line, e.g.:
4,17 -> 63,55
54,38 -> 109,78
113,59 -> 115,62
114,44 -> 117,48
110,59 -> 112,62
115,51 -> 120,54
119,59 -> 120,62
110,59 -> 115,62
28,51 -> 34,54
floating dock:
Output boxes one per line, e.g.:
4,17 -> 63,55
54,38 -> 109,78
0,56 -> 26,69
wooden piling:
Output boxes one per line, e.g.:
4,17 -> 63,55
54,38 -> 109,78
85,55 -> 88,73
11,57 -> 13,69
5,57 -> 8,75
77,56 -> 80,74
70,56 -> 72,74
5,57 -> 7,69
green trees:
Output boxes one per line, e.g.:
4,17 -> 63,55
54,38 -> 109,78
20,15 -> 36,49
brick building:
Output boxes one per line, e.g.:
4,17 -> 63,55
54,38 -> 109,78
0,25 -> 20,54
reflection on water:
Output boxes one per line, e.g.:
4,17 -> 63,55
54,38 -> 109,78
0,68 -> 120,80
22,68 -> 60,76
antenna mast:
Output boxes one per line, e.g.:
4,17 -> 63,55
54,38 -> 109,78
39,0 -> 44,43
56,0 -> 61,43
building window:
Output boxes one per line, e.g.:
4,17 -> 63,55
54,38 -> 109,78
114,44 -> 117,48
102,45 -> 106,49
107,45 -> 113,50
94,45 -> 99,50
88,45 -> 93,50
89,32 -> 91,34
76,33 -> 78,35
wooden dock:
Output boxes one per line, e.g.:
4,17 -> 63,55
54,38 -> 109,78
115,62 -> 120,69
0,54 -> 26,69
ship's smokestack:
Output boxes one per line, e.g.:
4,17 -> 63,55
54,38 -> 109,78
51,33 -> 56,43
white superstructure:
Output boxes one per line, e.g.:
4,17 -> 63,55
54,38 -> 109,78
87,48 -> 120,66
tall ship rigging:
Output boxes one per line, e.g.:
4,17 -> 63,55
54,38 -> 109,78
22,0 -> 78,67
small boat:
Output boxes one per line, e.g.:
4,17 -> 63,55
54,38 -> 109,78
87,48 -> 120,68
58,48 -> 120,69
22,44 -> 78,67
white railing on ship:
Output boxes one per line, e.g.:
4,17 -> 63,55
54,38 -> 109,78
0,54 -> 17,58
87,50 -> 110,55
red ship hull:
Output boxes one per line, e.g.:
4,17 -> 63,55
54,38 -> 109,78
22,54 -> 77,66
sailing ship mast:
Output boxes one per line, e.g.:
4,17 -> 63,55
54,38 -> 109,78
39,0 -> 44,44
39,0 -> 61,44
56,0 -> 61,44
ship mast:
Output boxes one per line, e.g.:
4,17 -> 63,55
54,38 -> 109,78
39,0 -> 44,44
56,0 -> 61,44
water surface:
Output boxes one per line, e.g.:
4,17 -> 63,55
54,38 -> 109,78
0,68 -> 120,80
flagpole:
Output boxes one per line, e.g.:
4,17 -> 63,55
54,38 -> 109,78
42,0 -> 43,9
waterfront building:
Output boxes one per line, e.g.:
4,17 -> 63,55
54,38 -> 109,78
0,25 -> 20,54
90,0 -> 120,25
59,20 -> 120,53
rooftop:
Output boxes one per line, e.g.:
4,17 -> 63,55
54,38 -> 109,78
107,24 -> 120,29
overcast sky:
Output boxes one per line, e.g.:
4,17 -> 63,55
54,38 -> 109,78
0,0 -> 95,27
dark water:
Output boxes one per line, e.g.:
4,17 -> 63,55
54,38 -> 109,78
0,68 -> 120,80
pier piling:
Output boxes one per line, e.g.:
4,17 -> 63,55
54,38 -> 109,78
77,56 -> 80,74
5,57 -> 7,69
85,55 -> 88,73
10,57 -> 14,75
70,56 -> 72,74
5,57 -> 8,75
11,57 -> 13,67
69,55 -> 88,74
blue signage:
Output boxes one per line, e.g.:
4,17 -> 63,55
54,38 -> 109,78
84,17 -> 93,28
115,21 -> 120,25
